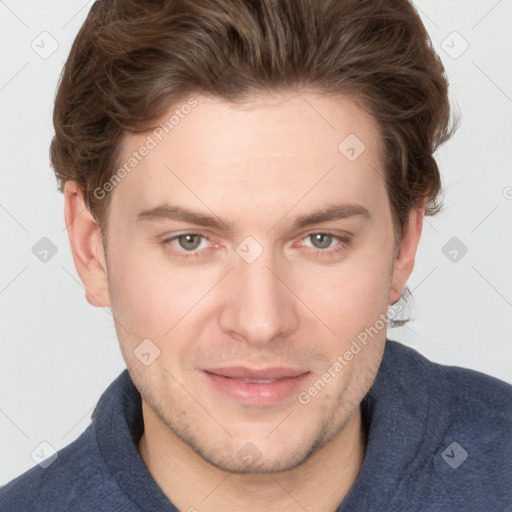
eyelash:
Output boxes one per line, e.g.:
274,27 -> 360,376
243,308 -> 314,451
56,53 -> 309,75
161,232 -> 350,260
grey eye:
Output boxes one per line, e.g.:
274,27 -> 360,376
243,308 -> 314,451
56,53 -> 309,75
177,234 -> 203,251
309,233 -> 333,249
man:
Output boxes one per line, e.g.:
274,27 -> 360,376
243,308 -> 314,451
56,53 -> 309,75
1,0 -> 511,510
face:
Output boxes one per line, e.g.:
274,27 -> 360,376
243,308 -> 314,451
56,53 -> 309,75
66,91 -> 422,474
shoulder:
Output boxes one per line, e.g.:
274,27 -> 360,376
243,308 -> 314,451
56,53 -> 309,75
0,425 -> 127,512
385,339 -> 512,422
0,390 -> 140,512
385,340 -> 512,509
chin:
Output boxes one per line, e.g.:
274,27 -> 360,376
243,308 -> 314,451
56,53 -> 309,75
200,446 -> 313,475
189,424 -> 335,475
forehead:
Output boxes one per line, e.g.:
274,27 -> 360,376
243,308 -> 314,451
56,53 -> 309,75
111,91 -> 386,223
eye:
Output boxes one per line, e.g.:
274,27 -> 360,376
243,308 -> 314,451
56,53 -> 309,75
298,232 -> 350,257
306,233 -> 337,250
174,234 -> 206,251
162,233 -> 213,257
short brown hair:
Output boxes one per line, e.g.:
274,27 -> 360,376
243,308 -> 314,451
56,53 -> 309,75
50,0 -> 456,246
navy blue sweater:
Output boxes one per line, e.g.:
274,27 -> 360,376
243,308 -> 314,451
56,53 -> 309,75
1,340 -> 511,511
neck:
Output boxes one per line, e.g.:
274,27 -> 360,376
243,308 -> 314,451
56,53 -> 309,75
138,402 -> 366,512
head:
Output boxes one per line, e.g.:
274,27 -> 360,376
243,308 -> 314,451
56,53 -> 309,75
55,0 -> 455,473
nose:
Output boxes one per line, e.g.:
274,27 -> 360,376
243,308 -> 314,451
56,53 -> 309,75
218,252 -> 300,347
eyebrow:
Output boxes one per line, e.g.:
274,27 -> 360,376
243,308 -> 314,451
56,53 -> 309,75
137,205 -> 233,231
292,203 -> 370,229
136,202 -> 371,231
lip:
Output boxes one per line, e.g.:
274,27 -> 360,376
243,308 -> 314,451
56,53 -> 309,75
202,366 -> 310,406
204,366 -> 308,380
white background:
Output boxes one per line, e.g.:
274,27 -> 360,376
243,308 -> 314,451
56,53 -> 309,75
1,0 -> 511,485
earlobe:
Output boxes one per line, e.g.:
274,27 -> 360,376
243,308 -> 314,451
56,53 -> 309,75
63,181 -> 111,308
388,206 -> 425,305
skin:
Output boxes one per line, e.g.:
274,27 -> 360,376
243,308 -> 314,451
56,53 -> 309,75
64,91 -> 424,512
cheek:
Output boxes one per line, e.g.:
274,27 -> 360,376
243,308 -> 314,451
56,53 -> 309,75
108,245 -> 221,358
107,246 -> 177,337
296,251 -> 393,337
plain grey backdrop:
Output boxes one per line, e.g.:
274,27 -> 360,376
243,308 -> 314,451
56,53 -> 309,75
1,0 -> 511,485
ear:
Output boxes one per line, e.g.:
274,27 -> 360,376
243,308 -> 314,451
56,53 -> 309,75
388,204 -> 425,305
63,181 -> 111,308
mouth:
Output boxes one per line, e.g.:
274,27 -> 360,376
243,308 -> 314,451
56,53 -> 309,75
201,366 -> 311,406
